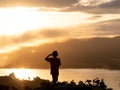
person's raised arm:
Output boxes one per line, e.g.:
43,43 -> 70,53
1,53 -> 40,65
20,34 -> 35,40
45,54 -> 52,61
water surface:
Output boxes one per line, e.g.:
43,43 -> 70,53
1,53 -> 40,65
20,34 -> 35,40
0,69 -> 119,90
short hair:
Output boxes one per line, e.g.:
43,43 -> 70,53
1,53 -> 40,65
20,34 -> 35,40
52,51 -> 58,56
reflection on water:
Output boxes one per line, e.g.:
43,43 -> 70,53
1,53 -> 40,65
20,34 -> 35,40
0,68 -> 50,80
0,69 -> 120,90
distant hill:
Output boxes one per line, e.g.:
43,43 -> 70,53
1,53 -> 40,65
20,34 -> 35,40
0,36 -> 120,69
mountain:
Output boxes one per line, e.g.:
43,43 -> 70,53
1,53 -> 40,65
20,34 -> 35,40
1,36 -> 120,69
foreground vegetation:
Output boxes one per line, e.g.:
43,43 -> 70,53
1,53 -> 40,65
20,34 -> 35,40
0,73 -> 113,90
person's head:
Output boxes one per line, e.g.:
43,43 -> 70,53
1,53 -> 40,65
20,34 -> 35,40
52,51 -> 58,57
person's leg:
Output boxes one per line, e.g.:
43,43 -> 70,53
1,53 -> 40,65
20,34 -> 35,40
51,74 -> 58,90
52,74 -> 58,84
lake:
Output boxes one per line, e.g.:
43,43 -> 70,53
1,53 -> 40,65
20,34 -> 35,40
0,69 -> 119,90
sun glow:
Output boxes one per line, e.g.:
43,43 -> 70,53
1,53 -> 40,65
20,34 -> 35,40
9,68 -> 35,80
0,7 -> 48,35
0,7 -> 94,36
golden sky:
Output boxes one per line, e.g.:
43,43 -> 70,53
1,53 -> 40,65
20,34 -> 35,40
0,0 -> 120,69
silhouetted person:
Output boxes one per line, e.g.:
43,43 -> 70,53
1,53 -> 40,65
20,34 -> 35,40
45,51 -> 61,85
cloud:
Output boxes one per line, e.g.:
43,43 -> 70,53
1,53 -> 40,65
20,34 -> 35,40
0,17 -> 120,53
0,0 -> 77,8
76,0 -> 112,6
94,19 -> 120,35
40,29 -> 69,38
70,18 -> 120,38
88,15 -> 102,19
1,18 -> 119,51
0,28 -> 70,52
0,0 -> 119,14
61,0 -> 120,14
99,0 -> 120,8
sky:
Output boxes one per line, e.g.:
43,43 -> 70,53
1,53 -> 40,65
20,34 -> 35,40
0,0 -> 120,69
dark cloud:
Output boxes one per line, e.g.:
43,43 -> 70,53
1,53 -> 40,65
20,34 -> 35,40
61,0 -> 120,14
0,0 -> 77,8
89,19 -> 120,37
2,36 -> 120,69
93,19 -> 120,36
88,15 -> 102,19
100,0 -> 120,8
71,18 -> 120,38
0,0 -> 119,14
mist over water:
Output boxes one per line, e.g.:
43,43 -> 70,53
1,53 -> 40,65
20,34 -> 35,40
0,69 -> 119,90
